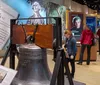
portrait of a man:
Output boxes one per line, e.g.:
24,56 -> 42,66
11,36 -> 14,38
71,16 -> 82,35
27,1 -> 45,24
69,12 -> 83,40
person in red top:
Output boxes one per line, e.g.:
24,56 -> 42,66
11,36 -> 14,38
97,28 -> 100,54
77,25 -> 94,65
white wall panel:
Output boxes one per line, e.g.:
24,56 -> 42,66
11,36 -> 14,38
63,0 -> 71,8
71,1 -> 83,12
47,0 -> 63,5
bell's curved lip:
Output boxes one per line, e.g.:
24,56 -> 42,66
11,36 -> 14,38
20,44 -> 41,49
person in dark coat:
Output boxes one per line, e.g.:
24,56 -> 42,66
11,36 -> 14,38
64,29 -> 77,78
77,25 -> 94,65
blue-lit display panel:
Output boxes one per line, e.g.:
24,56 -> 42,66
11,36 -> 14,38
86,16 -> 96,33
97,18 -> 100,28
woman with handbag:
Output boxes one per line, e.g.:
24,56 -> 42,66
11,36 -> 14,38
77,25 -> 94,65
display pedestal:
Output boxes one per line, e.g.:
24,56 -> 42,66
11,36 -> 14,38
75,44 -> 97,61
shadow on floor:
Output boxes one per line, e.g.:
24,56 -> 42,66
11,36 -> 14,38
65,77 -> 86,85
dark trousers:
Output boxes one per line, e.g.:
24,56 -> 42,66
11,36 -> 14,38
79,44 -> 91,64
64,58 -> 75,76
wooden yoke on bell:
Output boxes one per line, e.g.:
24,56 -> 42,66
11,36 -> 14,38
12,24 -> 53,49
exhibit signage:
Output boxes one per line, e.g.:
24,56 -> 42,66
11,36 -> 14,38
0,1 -> 18,52
0,65 -> 17,85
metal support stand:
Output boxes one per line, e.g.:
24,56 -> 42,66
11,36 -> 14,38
1,44 -> 16,69
50,48 -> 74,85
57,49 -> 64,85
10,44 -> 16,69
50,49 -> 64,85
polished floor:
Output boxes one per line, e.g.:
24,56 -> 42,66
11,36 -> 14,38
47,50 -> 100,85
0,50 -> 100,85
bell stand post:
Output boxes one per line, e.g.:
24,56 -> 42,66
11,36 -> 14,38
0,14 -> 20,68
0,19 -> 17,69
50,18 -> 74,85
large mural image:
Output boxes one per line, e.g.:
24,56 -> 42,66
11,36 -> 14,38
27,0 -> 46,24
0,0 -> 46,56
3,0 -> 46,24
0,0 -> 66,57
48,2 -> 66,40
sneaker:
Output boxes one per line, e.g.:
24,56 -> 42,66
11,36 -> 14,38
86,63 -> 90,65
52,58 -> 56,62
66,74 -> 74,79
71,74 -> 74,78
77,62 -> 82,65
64,72 -> 67,75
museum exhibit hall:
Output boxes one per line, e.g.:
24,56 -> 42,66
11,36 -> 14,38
0,0 -> 100,85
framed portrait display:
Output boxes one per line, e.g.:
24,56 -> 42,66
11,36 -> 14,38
69,12 -> 83,40
86,16 -> 96,33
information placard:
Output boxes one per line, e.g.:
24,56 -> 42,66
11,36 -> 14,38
0,65 -> 17,85
0,1 -> 18,56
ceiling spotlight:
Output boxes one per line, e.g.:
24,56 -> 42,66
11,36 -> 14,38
99,5 -> 100,8
88,4 -> 90,7
94,0 -> 99,2
73,0 -> 99,11
83,0 -> 87,4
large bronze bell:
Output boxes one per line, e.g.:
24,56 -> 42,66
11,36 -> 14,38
11,44 -> 51,85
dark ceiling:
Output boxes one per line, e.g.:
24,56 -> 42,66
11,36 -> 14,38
72,0 -> 100,11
